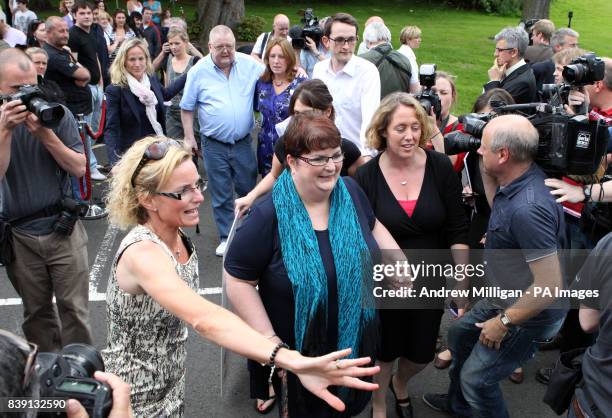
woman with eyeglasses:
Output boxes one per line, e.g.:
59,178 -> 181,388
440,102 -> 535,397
225,113 -> 401,418
254,38 -> 306,176
103,135 -> 380,418
235,79 -> 366,217
26,20 -> 46,47
105,38 -> 188,166
354,93 -> 469,418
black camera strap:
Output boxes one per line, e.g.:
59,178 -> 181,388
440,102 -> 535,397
260,32 -> 270,56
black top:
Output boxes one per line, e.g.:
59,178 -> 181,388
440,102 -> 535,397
573,233 -> 612,416
354,150 -> 469,250
91,23 -> 110,87
484,63 -> 537,105
43,42 -> 92,115
274,137 -> 361,177
68,25 -> 101,85
224,177 -> 377,417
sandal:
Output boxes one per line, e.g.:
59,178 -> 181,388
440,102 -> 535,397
389,374 -> 413,418
255,395 -> 277,415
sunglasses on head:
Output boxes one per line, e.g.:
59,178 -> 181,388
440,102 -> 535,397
0,329 -> 38,390
130,139 -> 182,187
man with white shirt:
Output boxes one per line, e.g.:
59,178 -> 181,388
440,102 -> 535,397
250,14 -> 290,63
0,19 -> 25,46
484,26 -> 537,104
313,13 -> 380,156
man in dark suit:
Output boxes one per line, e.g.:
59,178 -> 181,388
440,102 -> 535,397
484,26 -> 537,104
532,28 -> 580,92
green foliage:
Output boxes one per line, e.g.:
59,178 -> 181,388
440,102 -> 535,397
236,15 -> 266,41
187,11 -> 202,42
443,0 -> 521,16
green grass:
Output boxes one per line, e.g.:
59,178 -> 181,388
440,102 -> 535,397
239,0 -> 612,114
38,0 -> 611,113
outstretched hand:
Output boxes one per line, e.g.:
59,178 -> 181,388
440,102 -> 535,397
290,348 -> 379,411
544,178 -> 584,203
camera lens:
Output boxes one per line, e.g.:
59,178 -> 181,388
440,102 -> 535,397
28,97 -> 65,128
61,343 -> 105,378
562,63 -> 586,85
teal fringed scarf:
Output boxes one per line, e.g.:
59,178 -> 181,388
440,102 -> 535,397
272,170 -> 376,357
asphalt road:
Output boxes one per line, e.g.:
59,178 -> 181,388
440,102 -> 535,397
0,146 -> 560,418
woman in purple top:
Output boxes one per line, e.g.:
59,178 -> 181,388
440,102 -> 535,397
254,38 -> 306,176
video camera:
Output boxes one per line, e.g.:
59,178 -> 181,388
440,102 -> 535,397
289,8 -> 324,50
36,344 -> 113,418
0,85 -> 64,128
444,55 -> 609,176
414,64 -> 442,120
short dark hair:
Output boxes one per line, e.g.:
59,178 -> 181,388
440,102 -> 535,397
289,79 -> 335,121
324,13 -> 358,38
16,0 -> 28,5
284,113 -> 341,158
72,0 -> 94,14
142,6 -> 152,13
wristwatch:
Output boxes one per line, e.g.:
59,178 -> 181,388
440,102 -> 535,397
582,185 -> 591,203
500,312 -> 514,329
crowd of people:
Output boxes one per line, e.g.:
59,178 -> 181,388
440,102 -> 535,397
1,3 -> 612,418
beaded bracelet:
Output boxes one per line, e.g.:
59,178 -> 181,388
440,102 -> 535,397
266,342 -> 289,384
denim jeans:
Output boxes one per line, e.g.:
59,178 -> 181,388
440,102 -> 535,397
447,299 -> 564,418
83,84 -> 104,170
201,135 -> 257,240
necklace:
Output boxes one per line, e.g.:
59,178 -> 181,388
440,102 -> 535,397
273,79 -> 287,87
400,180 -> 408,186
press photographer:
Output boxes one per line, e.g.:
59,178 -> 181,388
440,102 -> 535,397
0,329 -> 134,418
288,8 -> 328,78
0,48 -> 92,353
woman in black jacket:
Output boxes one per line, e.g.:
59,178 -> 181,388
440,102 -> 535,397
105,37 -> 186,165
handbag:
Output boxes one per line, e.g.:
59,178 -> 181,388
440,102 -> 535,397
0,220 -> 14,266
543,347 -> 586,415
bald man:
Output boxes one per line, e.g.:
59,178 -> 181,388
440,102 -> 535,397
356,15 -> 383,55
250,14 -> 290,63
0,48 -> 92,352
424,115 -> 568,418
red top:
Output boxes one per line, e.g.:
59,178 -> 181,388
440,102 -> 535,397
398,199 -> 418,217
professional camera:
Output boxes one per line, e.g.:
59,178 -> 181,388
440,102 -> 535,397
53,198 -> 87,236
0,85 -> 64,128
562,53 -> 605,86
414,64 -> 442,120
36,344 -> 113,418
289,8 -> 324,50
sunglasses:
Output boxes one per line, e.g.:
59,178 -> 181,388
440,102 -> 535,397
0,329 -> 38,390
131,139 -> 182,187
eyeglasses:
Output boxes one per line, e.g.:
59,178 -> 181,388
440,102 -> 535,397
155,178 -> 208,200
329,36 -> 358,46
0,330 -> 38,390
296,152 -> 344,166
131,139 -> 182,187
495,47 -> 515,53
212,44 -> 234,52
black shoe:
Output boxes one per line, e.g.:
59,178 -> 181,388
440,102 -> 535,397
539,335 -> 563,351
422,393 -> 452,414
389,374 -> 413,418
536,366 -> 553,385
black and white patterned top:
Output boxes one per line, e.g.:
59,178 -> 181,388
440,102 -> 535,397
102,225 -> 199,418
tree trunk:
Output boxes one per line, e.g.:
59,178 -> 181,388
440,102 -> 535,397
521,0 -> 551,20
196,0 -> 245,50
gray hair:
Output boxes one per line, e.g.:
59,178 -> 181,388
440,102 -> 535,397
45,15 -> 65,32
551,28 -> 579,49
488,115 -> 539,162
363,21 -> 391,43
495,26 -> 529,57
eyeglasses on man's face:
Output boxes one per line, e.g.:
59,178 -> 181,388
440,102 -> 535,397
156,178 -> 208,200
212,44 -> 235,52
495,47 -> 515,53
296,152 -> 344,166
329,36 -> 358,46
